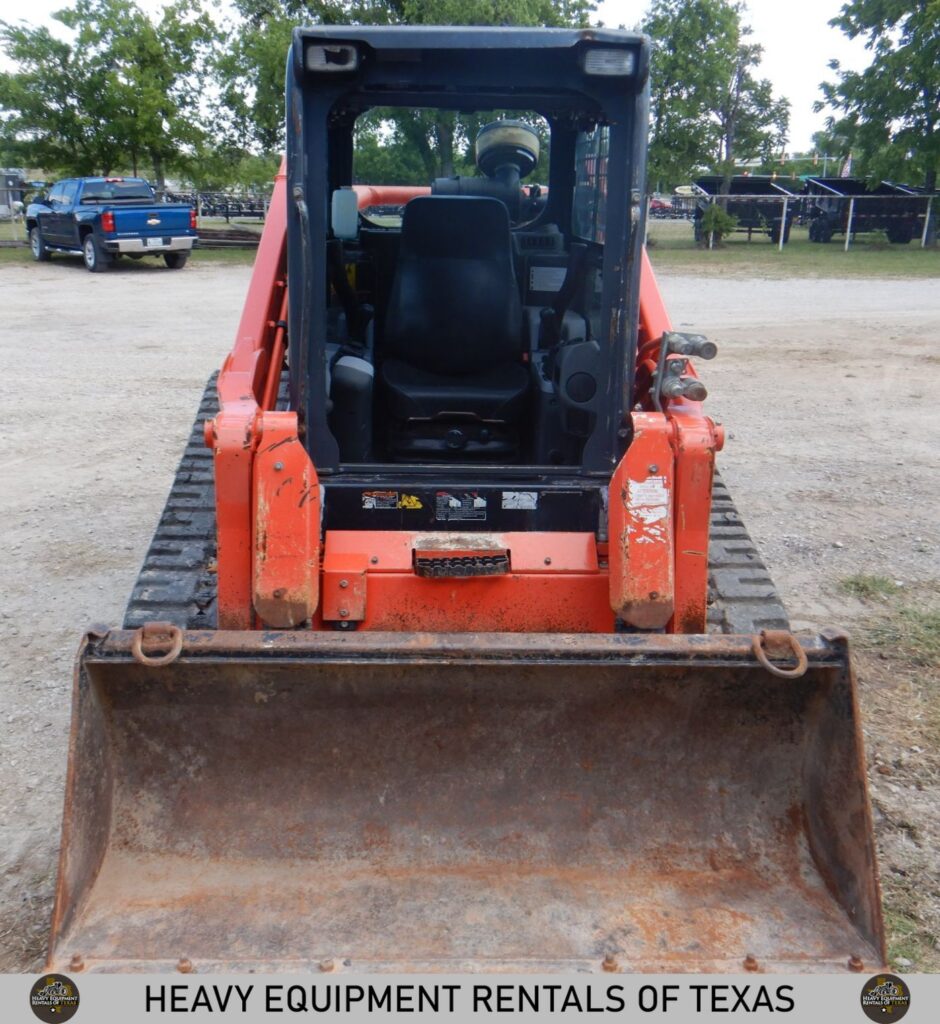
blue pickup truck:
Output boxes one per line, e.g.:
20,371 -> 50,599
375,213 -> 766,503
26,177 -> 198,272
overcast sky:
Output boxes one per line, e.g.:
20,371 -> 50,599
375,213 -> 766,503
596,0 -> 870,149
1,0 -> 870,150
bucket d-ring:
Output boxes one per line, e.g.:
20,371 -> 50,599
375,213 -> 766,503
752,630 -> 808,679
131,622 -> 183,667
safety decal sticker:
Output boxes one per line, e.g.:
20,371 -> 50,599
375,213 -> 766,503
362,490 -> 398,510
501,491 -> 538,510
435,491 -> 487,521
627,475 -> 669,544
398,494 -> 423,510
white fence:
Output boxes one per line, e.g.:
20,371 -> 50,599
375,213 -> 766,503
647,191 -> 936,252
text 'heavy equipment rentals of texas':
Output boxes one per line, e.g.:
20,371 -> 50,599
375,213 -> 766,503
47,27 -> 885,975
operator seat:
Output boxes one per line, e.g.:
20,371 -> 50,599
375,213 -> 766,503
381,196 -> 527,459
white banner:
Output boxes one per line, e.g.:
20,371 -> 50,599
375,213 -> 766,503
3,972 -> 935,1024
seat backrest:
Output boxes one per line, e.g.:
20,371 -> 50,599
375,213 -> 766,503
383,196 -> 523,376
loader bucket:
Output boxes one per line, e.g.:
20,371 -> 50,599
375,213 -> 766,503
49,629 -> 884,973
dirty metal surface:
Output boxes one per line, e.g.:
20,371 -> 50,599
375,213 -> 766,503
48,631 -> 883,973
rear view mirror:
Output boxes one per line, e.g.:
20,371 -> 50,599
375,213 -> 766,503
331,188 -> 359,240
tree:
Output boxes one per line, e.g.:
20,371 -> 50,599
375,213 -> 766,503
0,0 -> 218,182
641,0 -> 789,191
817,0 -> 939,192
0,20 -> 125,174
217,0 -> 594,160
714,36 -> 789,190
177,145 -> 281,191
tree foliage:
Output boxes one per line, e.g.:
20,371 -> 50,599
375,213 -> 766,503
0,0 -> 217,182
642,0 -> 789,191
818,0 -> 939,191
219,0 -> 593,170
714,36 -> 790,188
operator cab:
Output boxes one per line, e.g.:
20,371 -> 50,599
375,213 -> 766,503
286,27 -> 649,476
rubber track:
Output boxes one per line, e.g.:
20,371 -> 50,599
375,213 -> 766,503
125,376 -> 789,634
707,474 -> 790,634
124,375 -> 220,630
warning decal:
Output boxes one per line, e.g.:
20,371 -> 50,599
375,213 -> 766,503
435,491 -> 487,522
501,491 -> 538,510
627,475 -> 670,544
362,490 -> 398,510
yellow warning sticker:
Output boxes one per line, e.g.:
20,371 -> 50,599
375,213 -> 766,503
398,494 -> 423,510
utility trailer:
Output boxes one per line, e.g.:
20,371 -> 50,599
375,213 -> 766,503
805,177 -> 926,243
47,26 -> 884,974
693,175 -> 799,243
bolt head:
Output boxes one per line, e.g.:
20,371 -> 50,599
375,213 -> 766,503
602,953 -> 618,972
273,461 -> 284,471
319,958 -> 335,973
648,464 -> 658,473
69,954 -> 85,972
370,556 -> 379,565
177,957 -> 194,974
544,557 -> 552,566
339,609 -> 349,617
339,579 -> 349,589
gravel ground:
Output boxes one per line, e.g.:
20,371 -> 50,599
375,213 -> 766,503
0,256 -> 937,970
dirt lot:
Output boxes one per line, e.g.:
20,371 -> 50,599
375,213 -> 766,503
0,255 -> 937,971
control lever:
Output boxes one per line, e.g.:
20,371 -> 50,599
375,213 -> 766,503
539,242 -> 590,349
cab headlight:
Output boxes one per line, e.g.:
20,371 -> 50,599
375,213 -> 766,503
305,43 -> 359,73
582,48 -> 635,77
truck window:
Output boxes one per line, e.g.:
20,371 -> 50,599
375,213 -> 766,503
60,181 -> 79,205
79,181 -> 155,203
47,183 -> 66,205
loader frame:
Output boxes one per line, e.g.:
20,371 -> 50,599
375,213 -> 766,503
207,162 -> 721,633
202,28 -> 722,633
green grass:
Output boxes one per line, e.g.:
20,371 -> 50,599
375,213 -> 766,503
6,215 -> 938,276
883,889 -> 940,973
858,589 -> 940,973
198,216 -> 264,234
840,574 -> 902,600
190,246 -> 257,265
865,606 -> 940,671
0,220 -> 27,242
0,237 -> 257,267
647,220 -> 940,278
850,578 -> 940,677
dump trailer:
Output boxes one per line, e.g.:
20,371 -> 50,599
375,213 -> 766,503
48,27 -> 884,974
693,175 -> 799,244
806,177 -> 926,243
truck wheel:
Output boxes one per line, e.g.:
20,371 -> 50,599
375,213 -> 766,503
887,223 -> 913,244
82,234 -> 110,273
30,226 -> 51,262
164,252 -> 189,270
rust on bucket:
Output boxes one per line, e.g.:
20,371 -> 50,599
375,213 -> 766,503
47,629 -> 884,973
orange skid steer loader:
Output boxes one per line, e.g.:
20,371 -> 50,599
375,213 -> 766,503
48,27 -> 884,973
